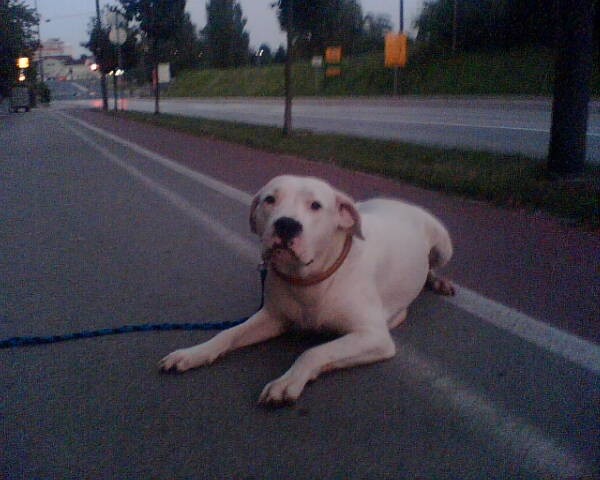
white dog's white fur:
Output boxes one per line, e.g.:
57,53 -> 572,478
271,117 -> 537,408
159,175 -> 454,406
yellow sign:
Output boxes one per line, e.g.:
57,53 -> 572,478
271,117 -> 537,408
385,34 -> 408,68
325,46 -> 342,64
17,57 -> 30,69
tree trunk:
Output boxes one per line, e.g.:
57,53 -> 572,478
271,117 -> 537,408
547,0 -> 594,176
282,1 -> 293,136
153,40 -> 160,115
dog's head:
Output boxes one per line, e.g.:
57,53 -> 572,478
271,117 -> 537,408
250,175 -> 363,275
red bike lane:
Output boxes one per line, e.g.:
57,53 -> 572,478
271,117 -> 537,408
68,109 -> 599,343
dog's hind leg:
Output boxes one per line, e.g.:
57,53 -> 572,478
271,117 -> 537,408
425,223 -> 455,296
425,271 -> 455,296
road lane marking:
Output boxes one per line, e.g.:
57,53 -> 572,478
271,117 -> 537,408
56,111 -> 253,206
59,118 -> 259,263
116,99 -> 600,138
57,111 -> 600,375
395,341 -> 590,479
447,288 -> 600,374
57,113 -> 595,476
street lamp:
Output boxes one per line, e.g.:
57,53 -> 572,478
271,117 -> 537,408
17,57 -> 30,69
17,57 -> 29,82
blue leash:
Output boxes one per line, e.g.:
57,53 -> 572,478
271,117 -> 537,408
1,266 -> 267,349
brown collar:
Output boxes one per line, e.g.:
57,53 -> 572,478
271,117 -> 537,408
271,234 -> 353,287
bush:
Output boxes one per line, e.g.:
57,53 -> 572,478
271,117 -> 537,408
38,82 -> 51,104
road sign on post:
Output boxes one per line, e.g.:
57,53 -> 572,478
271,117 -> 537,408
385,33 -> 408,68
324,46 -> 342,79
157,63 -> 171,84
107,11 -> 126,112
325,47 -> 342,65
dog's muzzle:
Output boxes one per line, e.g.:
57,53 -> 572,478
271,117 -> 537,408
272,217 -> 303,245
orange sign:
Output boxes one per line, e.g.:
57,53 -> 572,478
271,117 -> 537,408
325,46 -> 342,64
325,66 -> 341,77
385,33 -> 408,68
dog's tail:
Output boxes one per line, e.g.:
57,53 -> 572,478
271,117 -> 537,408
426,216 -> 453,270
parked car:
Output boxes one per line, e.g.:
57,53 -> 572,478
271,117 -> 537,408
9,85 -> 32,112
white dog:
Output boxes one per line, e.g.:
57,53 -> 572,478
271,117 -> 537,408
159,175 -> 454,406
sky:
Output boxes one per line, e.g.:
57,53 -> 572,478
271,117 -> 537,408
27,0 -> 425,58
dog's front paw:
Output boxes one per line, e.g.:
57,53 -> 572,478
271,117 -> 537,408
258,373 -> 306,406
158,345 -> 215,373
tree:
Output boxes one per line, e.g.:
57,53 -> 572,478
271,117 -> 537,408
415,0 -> 559,52
274,0 -> 297,134
355,13 -> 393,53
273,45 -> 286,63
203,0 -> 250,68
276,0 -> 365,58
254,43 -> 273,66
548,0 -> 594,175
0,0 -> 38,96
168,13 -> 203,75
83,7 -> 138,110
120,0 -> 186,114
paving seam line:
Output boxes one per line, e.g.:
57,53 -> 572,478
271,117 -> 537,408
56,110 -> 600,375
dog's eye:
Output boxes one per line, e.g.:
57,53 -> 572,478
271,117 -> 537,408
263,195 -> 276,205
310,201 -> 322,211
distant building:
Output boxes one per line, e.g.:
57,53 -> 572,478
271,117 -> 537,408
36,38 -> 99,82
36,38 -> 73,58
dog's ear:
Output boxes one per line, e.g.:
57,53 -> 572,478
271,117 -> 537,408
336,191 -> 364,239
249,194 -> 261,235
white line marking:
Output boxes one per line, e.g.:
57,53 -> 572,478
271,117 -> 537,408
57,112 -> 595,476
447,287 -> 600,374
60,119 -> 259,262
56,111 -> 253,206
396,341 -> 590,478
57,111 -> 600,375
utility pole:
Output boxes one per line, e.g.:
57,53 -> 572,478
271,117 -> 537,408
34,0 -> 44,83
399,0 -> 404,31
547,0 -> 593,176
95,0 -> 108,111
282,0 -> 293,135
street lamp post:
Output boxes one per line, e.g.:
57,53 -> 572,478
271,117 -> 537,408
34,0 -> 44,83
96,0 -> 108,111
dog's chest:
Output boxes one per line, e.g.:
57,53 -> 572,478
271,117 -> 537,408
275,285 -> 348,332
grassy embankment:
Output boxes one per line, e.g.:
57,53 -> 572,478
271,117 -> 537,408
123,49 -> 599,228
165,48 -> 600,97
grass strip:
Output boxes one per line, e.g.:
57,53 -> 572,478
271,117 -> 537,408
109,110 -> 599,229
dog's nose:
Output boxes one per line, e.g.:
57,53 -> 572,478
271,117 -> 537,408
273,217 -> 303,242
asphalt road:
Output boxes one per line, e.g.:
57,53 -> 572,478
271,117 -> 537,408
63,95 -> 600,163
1,108 -> 598,479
